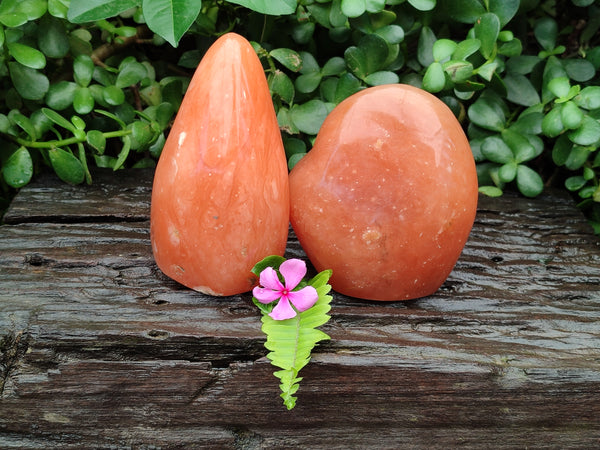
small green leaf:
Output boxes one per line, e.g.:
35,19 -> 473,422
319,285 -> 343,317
86,129 -> 106,154
497,38 -> 522,57
433,39 -> 458,62
516,165 -> 544,197
37,15 -> 70,58
279,108 -> 298,135
583,167 -> 595,181
113,135 -> 132,170
8,62 -> 49,100
565,175 -> 587,192
288,152 -> 306,170
226,0 -> 296,15
481,135 -> 514,164
102,85 -> 125,106
488,0 -> 519,28
270,71 -> 295,105
130,121 -> 155,150
71,116 -> 86,131
422,62 -> 446,93
552,135 -> 572,166
0,114 -> 11,134
3,146 -> 33,188
334,73 -> 363,104
477,60 -> 498,81
295,72 -> 322,94
453,39 -> 481,60
73,54 -> 94,87
468,98 -> 506,132
574,86 -> 600,110
67,0 -> 139,22
501,129 -> 536,163
560,101 -> 584,130
479,185 -> 504,197
557,85 -> 581,104
506,55 -> 542,75
270,48 -> 303,72
299,52 -> 320,75
142,0 -> 202,47
0,10 -> 28,27
49,148 -> 85,184
341,0 -> 366,18
503,73 -> 541,107
443,60 -> 473,83
568,116 -> 600,146
30,109 -> 53,137
329,0 -> 346,27
42,108 -> 77,132
578,185 -> 597,200
9,111 -> 37,140
534,17 -> 557,52
498,162 -> 517,183
283,137 -> 306,158
474,13 -> 500,60
564,59 -> 596,83
360,33 -> 389,74
364,71 -> 399,86
1,0 -> 47,22
321,57 -> 346,77
49,0 -> 70,18
291,22 -> 315,45
446,0 -> 485,24
7,42 -> 46,69
73,87 -> 94,114
547,77 -> 571,99
565,145 -> 591,171
510,110 -> 544,135
542,106 -> 564,138
116,60 -> 148,88
291,100 -> 329,135
251,255 -> 286,277
321,78 -> 338,104
344,46 -> 368,79
374,24 -> 404,45
408,0 -> 436,11
417,26 -> 436,67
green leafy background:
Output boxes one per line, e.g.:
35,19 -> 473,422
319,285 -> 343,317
0,0 -> 599,231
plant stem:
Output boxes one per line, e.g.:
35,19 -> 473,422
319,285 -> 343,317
7,129 -> 131,149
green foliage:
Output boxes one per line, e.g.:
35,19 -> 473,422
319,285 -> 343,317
0,0 -> 599,230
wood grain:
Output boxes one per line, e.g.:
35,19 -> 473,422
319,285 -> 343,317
1,169 -> 599,448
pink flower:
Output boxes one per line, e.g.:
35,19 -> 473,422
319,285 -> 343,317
253,259 -> 319,320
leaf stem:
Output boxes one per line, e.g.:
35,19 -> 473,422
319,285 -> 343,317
7,129 -> 131,149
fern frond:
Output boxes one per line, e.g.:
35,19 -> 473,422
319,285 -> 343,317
259,269 -> 333,410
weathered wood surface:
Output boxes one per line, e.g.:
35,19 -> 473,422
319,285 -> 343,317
1,168 -> 599,449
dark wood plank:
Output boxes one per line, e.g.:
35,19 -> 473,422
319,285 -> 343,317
1,170 -> 599,448
2,168 -> 154,224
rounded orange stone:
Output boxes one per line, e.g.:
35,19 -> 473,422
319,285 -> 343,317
289,84 -> 478,301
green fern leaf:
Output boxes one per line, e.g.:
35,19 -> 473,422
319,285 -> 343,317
259,269 -> 333,410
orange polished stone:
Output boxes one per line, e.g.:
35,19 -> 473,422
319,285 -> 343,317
289,84 -> 478,301
150,33 -> 289,296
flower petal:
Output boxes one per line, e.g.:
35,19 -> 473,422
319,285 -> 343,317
253,286 -> 282,304
288,286 -> 318,312
269,298 -> 297,320
279,258 -> 307,290
259,266 -> 284,291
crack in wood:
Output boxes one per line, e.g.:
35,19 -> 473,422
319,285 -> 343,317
0,329 -> 28,396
